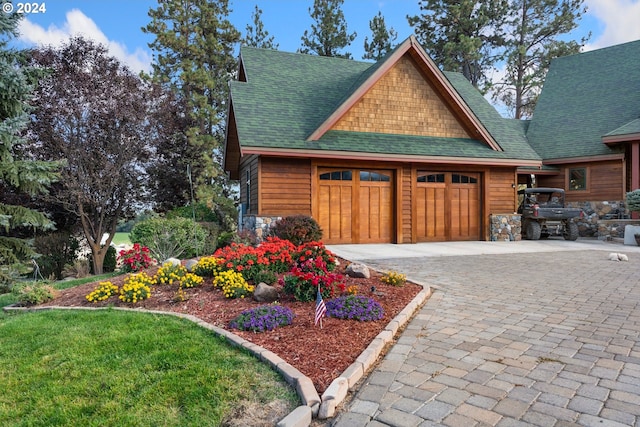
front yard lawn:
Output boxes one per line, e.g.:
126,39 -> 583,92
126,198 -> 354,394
0,309 -> 299,426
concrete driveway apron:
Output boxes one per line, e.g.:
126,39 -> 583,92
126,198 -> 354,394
328,240 -> 640,427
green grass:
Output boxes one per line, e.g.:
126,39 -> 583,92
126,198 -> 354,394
0,309 -> 299,426
111,232 -> 131,246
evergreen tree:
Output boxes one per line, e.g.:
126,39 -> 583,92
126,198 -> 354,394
143,0 -> 240,229
363,11 -> 398,61
244,5 -> 278,49
0,13 -> 59,285
300,0 -> 357,59
491,0 -> 589,118
408,0 -> 509,90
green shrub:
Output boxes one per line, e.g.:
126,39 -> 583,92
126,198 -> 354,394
167,202 -> 218,222
626,189 -> 640,213
252,269 -> 277,285
34,231 -> 80,280
12,282 -> 57,305
199,221 -> 220,255
269,215 -> 323,245
216,231 -> 236,249
130,217 -> 208,261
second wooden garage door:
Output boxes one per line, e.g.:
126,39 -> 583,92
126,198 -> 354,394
318,169 -> 393,244
415,172 -> 480,241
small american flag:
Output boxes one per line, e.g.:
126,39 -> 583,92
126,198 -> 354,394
315,287 -> 327,327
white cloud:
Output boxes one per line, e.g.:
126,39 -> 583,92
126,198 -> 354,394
18,9 -> 151,74
584,0 -> 640,50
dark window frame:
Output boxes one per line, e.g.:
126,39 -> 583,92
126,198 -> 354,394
568,167 -> 587,191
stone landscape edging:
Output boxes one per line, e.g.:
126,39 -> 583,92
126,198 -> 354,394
3,281 -> 432,427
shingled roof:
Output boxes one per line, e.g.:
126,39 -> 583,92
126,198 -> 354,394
526,39 -> 640,160
225,36 -> 542,174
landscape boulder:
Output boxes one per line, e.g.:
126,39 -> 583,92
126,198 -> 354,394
163,258 -> 181,267
253,282 -> 280,302
185,259 -> 198,272
345,263 -> 370,279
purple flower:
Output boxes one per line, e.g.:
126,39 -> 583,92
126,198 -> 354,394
326,295 -> 384,321
229,304 -> 295,332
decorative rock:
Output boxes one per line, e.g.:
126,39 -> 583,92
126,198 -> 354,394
253,282 -> 280,302
163,258 -> 181,267
489,214 -> 521,241
185,259 -> 198,272
345,263 -> 370,279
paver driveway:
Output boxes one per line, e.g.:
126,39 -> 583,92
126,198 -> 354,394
330,243 -> 640,427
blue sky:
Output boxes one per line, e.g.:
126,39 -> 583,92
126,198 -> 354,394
13,0 -> 640,76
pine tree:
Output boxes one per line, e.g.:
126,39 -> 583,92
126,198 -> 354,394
0,13 -> 60,285
244,5 -> 278,49
300,0 -> 357,59
408,0 -> 509,90
491,0 -> 589,118
363,11 -> 398,61
143,0 -> 240,225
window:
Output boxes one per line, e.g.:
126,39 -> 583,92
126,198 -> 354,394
452,174 -> 478,184
417,173 -> 445,183
360,171 -> 390,182
319,170 -> 352,181
569,168 -> 587,191
245,168 -> 251,212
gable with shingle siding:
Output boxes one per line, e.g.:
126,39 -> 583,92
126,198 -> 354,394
332,55 -> 471,138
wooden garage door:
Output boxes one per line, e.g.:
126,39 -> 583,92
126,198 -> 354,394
416,172 -> 480,241
318,169 -> 393,244
359,171 -> 393,243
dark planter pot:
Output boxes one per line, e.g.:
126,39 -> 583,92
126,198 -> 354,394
635,235 -> 640,246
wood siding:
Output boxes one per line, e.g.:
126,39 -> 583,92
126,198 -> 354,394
487,168 -> 517,213
239,155 -> 259,214
331,56 -> 471,138
537,160 -> 624,202
259,157 -> 312,215
250,156 -> 522,243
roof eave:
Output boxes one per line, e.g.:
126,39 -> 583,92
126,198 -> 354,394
241,146 -> 539,167
602,132 -> 640,145
542,153 -> 624,165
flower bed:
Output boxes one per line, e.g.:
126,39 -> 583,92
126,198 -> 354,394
42,239 -> 422,393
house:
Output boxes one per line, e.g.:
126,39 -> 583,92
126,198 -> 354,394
223,36 -> 640,244
526,39 -> 640,212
